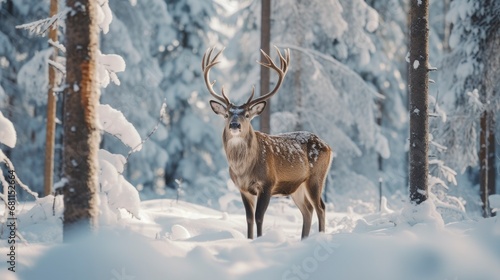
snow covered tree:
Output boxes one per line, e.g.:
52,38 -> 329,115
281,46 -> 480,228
438,0 -> 500,216
154,0 -> 228,200
62,0 -> 100,239
0,1 -> 55,195
99,0 -> 174,194
408,0 -> 430,204
364,0 -> 409,192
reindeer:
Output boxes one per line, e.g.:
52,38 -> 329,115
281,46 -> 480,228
202,47 -> 333,239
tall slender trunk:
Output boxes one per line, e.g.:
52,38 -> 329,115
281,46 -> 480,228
479,8 -> 499,217
44,0 -> 58,196
63,0 -> 100,241
404,0 -> 410,190
259,0 -> 271,133
442,0 -> 451,53
479,111 -> 496,217
479,111 -> 490,216
408,0 -> 429,204
487,116 -> 496,215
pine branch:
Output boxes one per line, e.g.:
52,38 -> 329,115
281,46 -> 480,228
15,7 -> 71,36
48,39 -> 66,53
1,151 -> 39,199
276,43 -> 384,99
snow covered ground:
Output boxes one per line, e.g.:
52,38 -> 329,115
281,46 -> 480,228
0,195 -> 499,280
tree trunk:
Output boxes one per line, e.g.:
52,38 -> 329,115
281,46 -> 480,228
63,0 -> 100,241
479,111 -> 490,216
479,111 -> 496,217
480,14 -> 499,217
44,0 -> 58,196
487,116 -> 495,216
408,0 -> 429,204
259,0 -> 271,133
442,0 -> 451,53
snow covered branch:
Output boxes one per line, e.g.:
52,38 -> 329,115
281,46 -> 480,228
275,43 -> 384,99
0,151 -> 39,199
15,7 -> 71,36
125,100 -> 168,162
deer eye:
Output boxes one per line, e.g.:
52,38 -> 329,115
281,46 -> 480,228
224,113 -> 229,119
245,113 -> 250,118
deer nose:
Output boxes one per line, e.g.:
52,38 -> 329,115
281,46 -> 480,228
229,122 -> 241,130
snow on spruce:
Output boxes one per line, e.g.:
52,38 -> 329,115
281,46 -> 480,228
98,149 -> 140,219
97,104 -> 142,151
0,110 -> 16,148
97,51 -> 126,87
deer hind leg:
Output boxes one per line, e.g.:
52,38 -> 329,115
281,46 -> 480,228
291,183 -> 314,239
305,176 -> 327,233
240,191 -> 256,239
306,150 -> 332,234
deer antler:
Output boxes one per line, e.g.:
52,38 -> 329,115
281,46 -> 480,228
202,47 -> 230,105
247,46 -> 290,107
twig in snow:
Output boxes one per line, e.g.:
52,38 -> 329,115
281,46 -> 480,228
124,99 -> 167,163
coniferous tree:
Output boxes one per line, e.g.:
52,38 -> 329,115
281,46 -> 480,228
438,0 -> 499,216
479,0 -> 499,217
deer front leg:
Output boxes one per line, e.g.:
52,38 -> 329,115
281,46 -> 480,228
255,188 -> 272,237
240,191 -> 255,239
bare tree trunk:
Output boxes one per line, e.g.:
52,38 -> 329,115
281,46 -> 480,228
442,0 -> 451,53
480,15 -> 499,217
293,0 -> 305,132
259,0 -> 271,133
479,111 -> 490,216
487,116 -> 496,214
377,101 -> 383,172
404,0 -> 410,190
293,54 -> 303,131
63,0 -> 100,241
409,0 -> 429,204
44,0 -> 58,196
479,111 -> 496,217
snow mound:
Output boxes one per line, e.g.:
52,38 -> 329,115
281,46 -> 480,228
171,224 -> 191,240
489,194 -> 500,213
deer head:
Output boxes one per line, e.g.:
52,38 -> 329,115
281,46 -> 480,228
202,47 -> 290,138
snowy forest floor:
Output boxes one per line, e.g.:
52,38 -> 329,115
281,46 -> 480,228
0,196 -> 499,280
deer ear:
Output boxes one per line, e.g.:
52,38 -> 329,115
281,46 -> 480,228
210,100 -> 227,116
249,101 -> 267,118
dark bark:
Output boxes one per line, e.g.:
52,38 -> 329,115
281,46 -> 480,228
259,0 -> 271,133
479,111 -> 489,216
408,0 -> 429,204
479,4 -> 499,217
487,117 -> 495,216
479,111 -> 496,217
63,0 -> 100,241
442,0 -> 451,53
